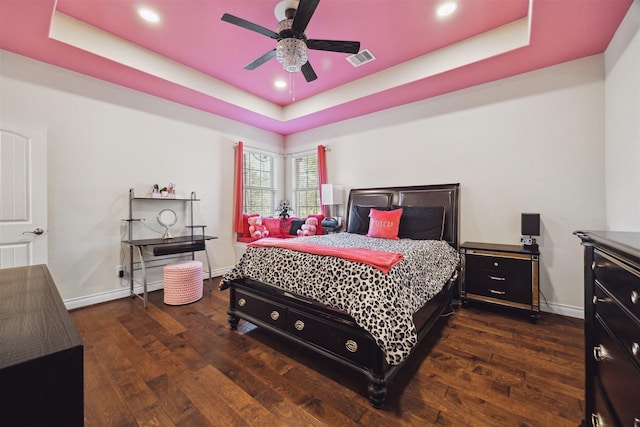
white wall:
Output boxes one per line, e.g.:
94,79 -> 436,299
0,49 -> 615,316
605,1 -> 640,231
0,50 -> 284,307
287,56 -> 608,316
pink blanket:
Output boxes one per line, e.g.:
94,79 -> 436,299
249,237 -> 403,274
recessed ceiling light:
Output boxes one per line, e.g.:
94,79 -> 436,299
436,1 -> 457,18
138,7 -> 160,23
274,80 -> 287,89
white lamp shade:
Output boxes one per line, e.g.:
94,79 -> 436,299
321,184 -> 344,205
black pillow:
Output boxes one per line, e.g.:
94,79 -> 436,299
289,219 -> 305,235
393,205 -> 445,240
346,205 -> 390,235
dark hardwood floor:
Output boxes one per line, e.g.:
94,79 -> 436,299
70,279 -> 584,426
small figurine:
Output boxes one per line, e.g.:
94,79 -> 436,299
278,201 -> 293,220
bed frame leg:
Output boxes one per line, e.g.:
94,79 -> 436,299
367,380 -> 387,408
228,313 -> 239,330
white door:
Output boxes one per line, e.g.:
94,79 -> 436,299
0,119 -> 47,267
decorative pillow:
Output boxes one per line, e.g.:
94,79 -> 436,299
289,219 -> 305,235
393,205 -> 446,240
262,217 -> 281,237
347,205 -> 390,235
242,213 -> 259,237
279,218 -> 294,235
366,208 -> 403,240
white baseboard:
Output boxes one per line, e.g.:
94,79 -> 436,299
540,301 -> 584,319
64,266 -> 585,321
64,267 -> 231,310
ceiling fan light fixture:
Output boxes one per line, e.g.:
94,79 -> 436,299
276,38 -> 308,73
274,0 -> 299,21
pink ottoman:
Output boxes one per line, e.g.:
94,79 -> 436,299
163,260 -> 203,305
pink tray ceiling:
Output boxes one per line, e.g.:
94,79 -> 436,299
0,0 -> 633,135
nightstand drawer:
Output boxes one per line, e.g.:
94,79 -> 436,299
464,254 -> 532,305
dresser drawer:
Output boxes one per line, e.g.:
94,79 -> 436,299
593,317 -> 640,426
592,380 -> 618,427
287,308 -> 373,367
233,290 -> 287,329
464,253 -> 532,305
594,249 -> 640,323
594,283 -> 640,369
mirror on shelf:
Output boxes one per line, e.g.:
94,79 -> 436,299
157,209 -> 178,239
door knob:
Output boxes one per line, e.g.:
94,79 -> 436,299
23,228 -> 44,235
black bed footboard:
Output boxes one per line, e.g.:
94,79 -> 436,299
226,275 -> 458,408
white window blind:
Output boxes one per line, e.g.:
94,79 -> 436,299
292,153 -> 320,217
243,150 -> 276,217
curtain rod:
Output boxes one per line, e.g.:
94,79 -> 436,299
235,143 -> 283,156
287,145 -> 331,156
235,143 -> 330,157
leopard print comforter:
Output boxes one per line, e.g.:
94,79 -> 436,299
222,233 -> 459,365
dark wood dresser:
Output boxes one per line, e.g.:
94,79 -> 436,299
0,264 -> 84,426
576,231 -> 640,427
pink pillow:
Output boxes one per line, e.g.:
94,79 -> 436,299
262,217 -> 281,236
367,208 -> 403,240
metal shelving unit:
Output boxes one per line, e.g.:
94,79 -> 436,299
124,188 -> 216,308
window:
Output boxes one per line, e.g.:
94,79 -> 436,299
292,153 -> 320,217
243,150 -> 276,217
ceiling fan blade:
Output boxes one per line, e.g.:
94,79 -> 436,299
245,49 -> 277,70
307,39 -> 360,54
221,13 -> 280,39
301,62 -> 317,82
292,0 -> 320,34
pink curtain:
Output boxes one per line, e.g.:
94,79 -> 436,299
317,144 -> 328,216
233,141 -> 244,233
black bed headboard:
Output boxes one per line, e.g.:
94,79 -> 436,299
345,183 -> 460,248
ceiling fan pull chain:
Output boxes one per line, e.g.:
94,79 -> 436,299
290,72 -> 296,101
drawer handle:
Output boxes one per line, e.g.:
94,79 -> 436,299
591,413 -> 603,427
238,298 -> 246,307
345,339 -> 358,353
632,290 -> 639,305
270,311 -> 280,321
592,296 -> 610,304
294,320 -> 305,331
634,417 -> 639,427
632,342 -> 639,358
593,345 -> 610,362
489,289 -> 506,295
489,275 -> 506,281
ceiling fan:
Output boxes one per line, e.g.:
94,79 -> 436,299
221,0 -> 361,82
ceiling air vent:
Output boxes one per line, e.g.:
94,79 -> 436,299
346,49 -> 375,67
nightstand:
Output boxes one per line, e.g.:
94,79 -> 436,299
460,241 -> 540,322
